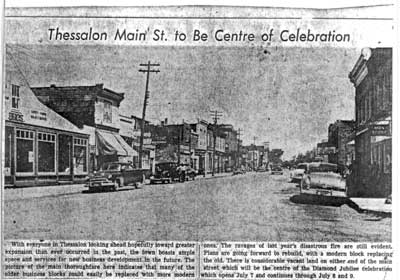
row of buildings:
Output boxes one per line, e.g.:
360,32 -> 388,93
311,48 -> 391,198
4,51 -> 273,187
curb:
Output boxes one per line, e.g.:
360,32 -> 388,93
346,199 -> 392,217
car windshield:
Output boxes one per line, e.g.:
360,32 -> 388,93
309,164 -> 339,173
102,163 -> 121,171
157,163 -> 175,169
297,164 -> 307,170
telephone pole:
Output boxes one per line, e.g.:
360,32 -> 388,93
253,136 -> 258,171
138,61 -> 160,168
236,128 -> 242,169
210,110 -> 222,176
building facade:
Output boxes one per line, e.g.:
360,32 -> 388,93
191,120 -> 208,174
4,53 -> 89,187
218,124 -> 239,171
119,114 -> 155,172
148,123 -> 193,166
327,120 -> 356,166
31,84 -> 136,171
348,48 -> 392,197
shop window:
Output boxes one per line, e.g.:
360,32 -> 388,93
38,132 -> 56,173
103,101 -> 112,123
16,129 -> 34,174
11,85 -> 20,109
74,137 -> 88,174
58,134 -> 72,174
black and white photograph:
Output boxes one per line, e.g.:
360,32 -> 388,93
4,46 -> 392,241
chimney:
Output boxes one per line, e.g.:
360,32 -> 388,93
164,118 -> 168,125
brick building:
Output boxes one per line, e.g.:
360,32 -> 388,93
148,123 -> 196,166
217,124 -> 239,171
348,48 -> 392,197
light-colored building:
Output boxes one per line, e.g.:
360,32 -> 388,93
4,52 -> 89,187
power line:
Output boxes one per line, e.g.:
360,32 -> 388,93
209,110 -> 222,176
138,61 -> 160,168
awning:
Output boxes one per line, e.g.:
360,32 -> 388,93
96,130 -> 138,157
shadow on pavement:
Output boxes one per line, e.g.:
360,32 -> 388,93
290,194 -> 392,218
289,194 -> 349,207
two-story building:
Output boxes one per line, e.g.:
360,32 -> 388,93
218,124 -> 239,171
190,120 -> 208,174
206,124 -> 227,173
148,122 -> 193,165
31,84 -> 136,171
4,52 -> 89,187
348,47 -> 392,197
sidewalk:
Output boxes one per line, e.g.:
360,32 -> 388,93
4,172 -> 234,201
4,184 -> 86,201
349,197 -> 392,216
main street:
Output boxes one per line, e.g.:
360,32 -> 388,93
4,171 -> 390,241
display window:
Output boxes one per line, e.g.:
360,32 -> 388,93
58,134 -> 72,174
38,132 -> 56,174
74,137 -> 88,174
16,129 -> 34,175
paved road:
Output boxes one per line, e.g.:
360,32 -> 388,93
4,171 -> 391,241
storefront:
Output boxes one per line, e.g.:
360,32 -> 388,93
95,129 -> 138,168
4,53 -> 89,187
350,119 -> 391,197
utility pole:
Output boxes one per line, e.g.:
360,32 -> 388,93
253,136 -> 257,171
236,128 -> 242,170
138,61 -> 160,168
210,110 -> 222,176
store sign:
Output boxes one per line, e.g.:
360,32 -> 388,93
28,151 -> 34,163
31,110 -> 47,121
371,125 -> 390,136
9,111 -> 24,122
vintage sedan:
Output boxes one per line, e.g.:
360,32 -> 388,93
86,162 -> 150,192
150,162 -> 186,184
289,163 -> 308,183
300,162 -> 347,197
270,164 -> 284,175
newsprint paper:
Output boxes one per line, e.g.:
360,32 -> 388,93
1,3 -> 397,280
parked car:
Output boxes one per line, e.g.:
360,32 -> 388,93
290,163 -> 308,183
233,168 -> 246,175
256,166 -> 267,172
182,164 -> 197,181
150,162 -> 186,184
270,164 -> 284,175
86,162 -> 150,192
300,162 -> 347,197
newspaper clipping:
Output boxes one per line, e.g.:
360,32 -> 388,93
2,3 -> 395,280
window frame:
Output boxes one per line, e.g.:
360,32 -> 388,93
37,132 -> 57,175
11,84 -> 20,109
15,129 -> 35,176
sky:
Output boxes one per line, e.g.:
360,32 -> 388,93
8,44 -> 359,159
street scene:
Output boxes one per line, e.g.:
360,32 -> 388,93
4,170 -> 390,241
3,45 -> 392,241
